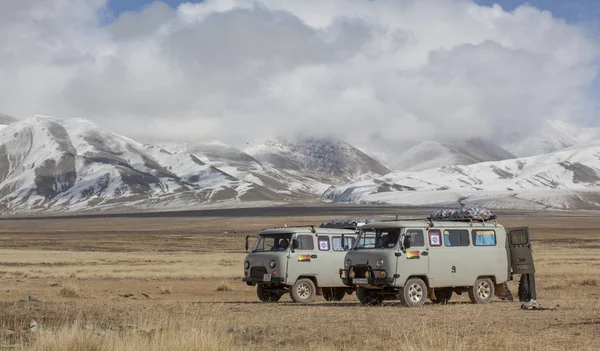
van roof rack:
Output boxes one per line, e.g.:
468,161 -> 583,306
263,225 -> 317,233
319,219 -> 374,230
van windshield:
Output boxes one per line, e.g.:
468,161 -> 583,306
253,234 -> 293,252
355,229 -> 401,249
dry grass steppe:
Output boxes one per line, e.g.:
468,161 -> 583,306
0,212 -> 599,350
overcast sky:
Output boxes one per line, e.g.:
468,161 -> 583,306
1,0 -> 599,148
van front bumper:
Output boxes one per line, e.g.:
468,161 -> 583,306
340,267 -> 394,287
242,277 -> 285,286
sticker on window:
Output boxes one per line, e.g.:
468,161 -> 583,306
318,240 -> 329,251
429,231 -> 442,247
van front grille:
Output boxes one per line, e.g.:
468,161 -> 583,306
352,266 -> 369,278
250,266 -> 267,278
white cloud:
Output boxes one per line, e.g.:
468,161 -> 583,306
0,0 -> 598,149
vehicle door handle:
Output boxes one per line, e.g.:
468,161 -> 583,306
311,254 -> 318,259
421,252 -> 428,256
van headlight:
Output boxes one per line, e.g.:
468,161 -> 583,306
269,260 -> 276,268
345,258 -> 352,268
244,261 -> 250,269
376,259 -> 384,268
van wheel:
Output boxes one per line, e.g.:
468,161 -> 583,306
333,288 -> 346,301
256,285 -> 281,303
322,288 -> 346,301
400,278 -> 427,307
290,279 -> 316,303
469,277 -> 495,304
431,288 -> 452,304
356,287 -> 383,306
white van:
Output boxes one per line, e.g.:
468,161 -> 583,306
243,224 -> 358,303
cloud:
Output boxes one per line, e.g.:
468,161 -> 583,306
0,0 -> 598,149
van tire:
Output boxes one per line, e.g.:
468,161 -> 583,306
400,278 -> 427,307
256,285 -> 282,303
290,279 -> 316,303
431,288 -> 452,304
322,288 -> 346,302
469,277 -> 495,304
356,287 -> 383,306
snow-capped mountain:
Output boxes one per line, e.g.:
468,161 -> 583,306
3,115 -> 600,214
160,141 -> 331,198
388,138 -> 516,171
0,116 -> 283,213
245,138 -> 391,182
502,120 -> 600,157
0,113 -> 17,132
323,141 -> 600,209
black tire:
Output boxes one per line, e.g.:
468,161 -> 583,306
356,287 -> 383,306
518,274 -> 531,302
431,288 -> 452,304
332,288 -> 346,301
400,278 -> 427,307
322,287 -> 346,302
468,277 -> 495,304
322,288 -> 335,301
257,285 -> 281,303
290,279 -> 316,304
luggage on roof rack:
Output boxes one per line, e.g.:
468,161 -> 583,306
429,208 -> 496,222
319,219 -> 374,230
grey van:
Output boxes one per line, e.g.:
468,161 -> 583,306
340,219 -> 534,306
243,225 -> 358,303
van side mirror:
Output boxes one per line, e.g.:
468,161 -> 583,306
245,235 -> 249,253
403,236 -> 411,250
292,238 -> 299,252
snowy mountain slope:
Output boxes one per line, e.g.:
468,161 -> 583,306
245,138 -> 391,183
0,113 -> 17,132
0,114 -> 18,125
323,141 -> 600,209
388,138 -> 516,171
158,141 -> 330,198
0,116 -> 283,213
502,120 -> 578,157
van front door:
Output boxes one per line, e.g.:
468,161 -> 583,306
396,229 -> 429,286
287,234 -> 318,285
507,227 -> 535,274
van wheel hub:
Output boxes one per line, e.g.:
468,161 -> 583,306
296,283 -> 311,299
408,283 -> 423,302
477,281 -> 491,299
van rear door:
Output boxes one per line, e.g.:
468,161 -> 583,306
507,227 -> 535,274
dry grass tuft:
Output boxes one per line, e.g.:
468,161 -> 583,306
216,283 -> 232,292
581,278 -> 599,286
59,285 -> 81,298
23,318 -> 233,351
158,286 -> 172,294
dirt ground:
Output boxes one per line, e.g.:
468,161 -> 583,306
0,213 -> 599,350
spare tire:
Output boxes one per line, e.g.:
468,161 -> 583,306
518,274 -> 531,302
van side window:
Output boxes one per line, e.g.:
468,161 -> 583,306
332,236 -> 355,251
297,235 -> 314,250
407,230 -> 424,247
428,230 -> 442,246
443,230 -> 470,247
318,236 -> 330,251
472,230 -> 496,246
